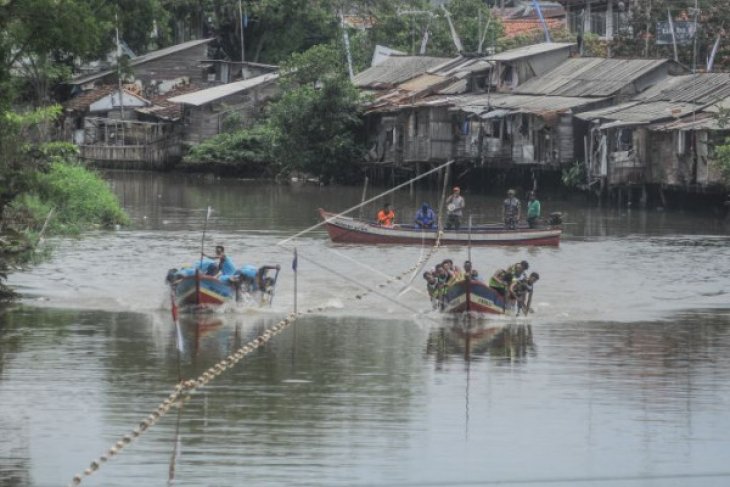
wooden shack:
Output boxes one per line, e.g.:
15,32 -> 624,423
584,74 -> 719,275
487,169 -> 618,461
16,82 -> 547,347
168,72 -> 280,145
67,39 -> 214,93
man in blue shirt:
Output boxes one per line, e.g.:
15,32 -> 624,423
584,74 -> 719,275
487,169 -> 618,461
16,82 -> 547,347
414,202 -> 436,229
204,245 -> 236,276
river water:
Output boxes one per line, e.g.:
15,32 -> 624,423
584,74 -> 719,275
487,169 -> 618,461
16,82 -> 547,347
2,171 -> 730,487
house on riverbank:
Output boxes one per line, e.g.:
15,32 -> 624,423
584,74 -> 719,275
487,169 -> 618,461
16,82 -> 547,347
577,73 -> 730,202
168,72 -> 280,146
358,44 -> 681,177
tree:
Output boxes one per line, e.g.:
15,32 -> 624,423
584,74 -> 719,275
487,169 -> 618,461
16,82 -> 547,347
0,0 -> 112,105
269,44 -> 365,182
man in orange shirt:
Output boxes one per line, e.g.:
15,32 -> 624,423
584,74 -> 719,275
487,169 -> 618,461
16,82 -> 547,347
377,203 -> 395,226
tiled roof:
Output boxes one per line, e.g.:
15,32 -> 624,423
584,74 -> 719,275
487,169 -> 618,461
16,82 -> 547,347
501,18 -> 564,38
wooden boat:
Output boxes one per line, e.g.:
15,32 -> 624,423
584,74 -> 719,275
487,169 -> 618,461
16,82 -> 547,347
440,278 -> 509,315
319,209 -> 561,246
167,265 -> 280,312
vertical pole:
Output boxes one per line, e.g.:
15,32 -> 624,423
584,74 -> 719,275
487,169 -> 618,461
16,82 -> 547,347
293,248 -> 298,314
691,0 -> 699,73
239,0 -> 246,67
667,9 -> 679,63
359,176 -> 369,219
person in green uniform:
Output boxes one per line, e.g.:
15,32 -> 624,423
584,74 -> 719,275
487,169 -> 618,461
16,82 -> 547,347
526,191 -> 541,228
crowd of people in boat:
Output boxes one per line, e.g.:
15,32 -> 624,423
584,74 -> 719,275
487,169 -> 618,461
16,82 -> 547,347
165,245 -> 280,294
376,187 -> 543,230
423,258 -> 540,314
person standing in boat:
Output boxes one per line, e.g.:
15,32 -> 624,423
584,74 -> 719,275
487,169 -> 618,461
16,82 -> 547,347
445,187 -> 465,230
526,191 -> 541,228
203,245 -> 236,276
377,203 -> 395,227
414,202 -> 436,229
503,189 -> 521,230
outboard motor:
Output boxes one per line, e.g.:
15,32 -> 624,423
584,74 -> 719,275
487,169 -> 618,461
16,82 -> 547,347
548,212 -> 563,226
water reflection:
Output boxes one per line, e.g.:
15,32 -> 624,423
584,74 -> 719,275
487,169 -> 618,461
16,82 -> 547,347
426,320 -> 534,362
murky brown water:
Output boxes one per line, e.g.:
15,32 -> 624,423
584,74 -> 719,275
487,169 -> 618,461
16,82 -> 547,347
2,171 -> 730,486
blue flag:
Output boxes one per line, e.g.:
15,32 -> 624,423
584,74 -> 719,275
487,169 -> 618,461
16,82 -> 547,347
292,248 -> 298,272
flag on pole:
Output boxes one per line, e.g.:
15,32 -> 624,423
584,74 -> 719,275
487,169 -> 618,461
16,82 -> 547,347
707,35 -> 721,72
206,206 -> 212,219
292,247 -> 298,272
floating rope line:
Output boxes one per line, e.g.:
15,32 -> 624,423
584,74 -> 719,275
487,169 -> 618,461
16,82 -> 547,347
69,163 -> 455,487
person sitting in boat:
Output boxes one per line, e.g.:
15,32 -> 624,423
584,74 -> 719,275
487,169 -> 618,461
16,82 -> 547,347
434,264 -> 449,287
203,245 -> 237,276
510,272 -> 539,314
463,260 -> 478,280
376,203 -> 395,227
489,268 -> 514,298
507,261 -> 529,281
503,189 -> 521,230
414,202 -> 436,229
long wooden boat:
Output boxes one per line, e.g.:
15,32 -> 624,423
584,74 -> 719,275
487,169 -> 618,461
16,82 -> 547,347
440,278 -> 508,315
319,209 -> 561,246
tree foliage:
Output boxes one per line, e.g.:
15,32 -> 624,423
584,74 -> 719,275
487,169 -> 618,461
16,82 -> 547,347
269,44 -> 365,183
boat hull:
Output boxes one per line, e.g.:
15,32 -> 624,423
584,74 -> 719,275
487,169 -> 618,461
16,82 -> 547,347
319,209 -> 560,246
441,279 -> 507,315
173,273 -> 235,311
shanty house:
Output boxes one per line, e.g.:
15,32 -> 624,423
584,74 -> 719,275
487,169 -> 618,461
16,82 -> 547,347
62,86 -> 194,169
67,39 -> 215,94
577,73 -> 730,193
485,42 -> 575,91
168,72 -> 280,146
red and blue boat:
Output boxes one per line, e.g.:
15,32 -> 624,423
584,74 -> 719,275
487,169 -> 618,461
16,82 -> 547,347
440,278 -> 508,315
166,261 -> 280,312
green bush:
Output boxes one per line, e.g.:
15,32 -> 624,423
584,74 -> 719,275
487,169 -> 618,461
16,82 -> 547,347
10,161 -> 129,234
181,124 -> 274,176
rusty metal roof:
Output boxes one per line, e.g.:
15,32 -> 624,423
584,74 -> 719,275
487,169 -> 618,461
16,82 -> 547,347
649,112 -> 725,131
576,100 -> 703,124
514,57 -> 670,97
391,93 -> 605,115
353,56 -> 450,89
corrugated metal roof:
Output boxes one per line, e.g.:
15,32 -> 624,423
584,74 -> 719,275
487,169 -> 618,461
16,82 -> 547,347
485,42 -> 574,61
399,73 -> 449,92
649,112 -> 724,131
69,39 -> 214,85
437,79 -> 469,95
514,57 -> 670,97
168,73 -> 279,106
353,56 -> 450,88
427,56 -> 492,76
404,93 -> 604,114
635,73 -> 730,105
576,100 -> 702,124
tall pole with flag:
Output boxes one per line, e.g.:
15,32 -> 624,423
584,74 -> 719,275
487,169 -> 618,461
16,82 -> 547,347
292,248 -> 298,314
199,206 -> 212,269
239,0 -> 246,68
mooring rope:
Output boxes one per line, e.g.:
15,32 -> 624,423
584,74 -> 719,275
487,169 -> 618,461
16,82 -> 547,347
69,162 -> 454,486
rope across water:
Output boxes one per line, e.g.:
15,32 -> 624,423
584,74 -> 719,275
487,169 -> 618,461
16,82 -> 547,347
67,163 -> 454,487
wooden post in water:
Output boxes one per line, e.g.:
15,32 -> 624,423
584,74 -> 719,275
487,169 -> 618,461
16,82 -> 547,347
358,176 -> 369,219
